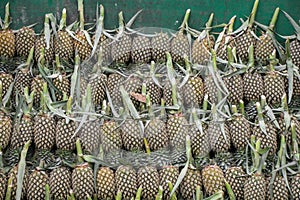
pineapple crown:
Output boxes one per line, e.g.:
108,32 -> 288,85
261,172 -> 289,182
196,13 -> 214,42
214,15 -> 236,52
0,3 -> 11,30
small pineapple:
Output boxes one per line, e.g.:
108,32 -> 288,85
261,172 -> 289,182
101,119 -> 123,153
27,168 -> 49,200
225,167 -> 246,200
192,13 -> 214,65
137,166 -> 160,200
16,26 -> 36,57
151,32 -> 170,62
121,118 -> 144,152
96,167 -> 115,200
115,165 -> 137,200
0,71 -> 13,99
145,117 -> 169,151
111,12 -> 132,65
290,173 -> 300,199
50,166 -> 72,200
0,3 -> 15,58
0,81 -> 12,149
180,167 -> 202,200
202,164 -> 225,196
0,151 -> 6,200
167,113 -> 189,149
54,8 -> 74,61
107,73 -> 125,109
159,165 -> 179,199
171,9 -> 191,64
131,35 -> 152,64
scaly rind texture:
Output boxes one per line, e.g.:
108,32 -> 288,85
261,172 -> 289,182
115,165 -> 137,200
243,72 -> 264,102
0,169 -> 6,200
35,35 -> 54,62
151,32 -> 170,62
167,115 -> 189,148
107,73 -> 125,108
31,76 -> 46,107
94,35 -> 112,64
204,75 -> 218,104
190,124 -> 210,157
0,30 -> 15,58
291,174 -> 300,199
192,36 -> 214,65
72,165 -> 95,200
0,72 -> 13,98
181,76 -> 204,108
96,167 -> 115,200
216,35 -> 236,61
207,121 -> 231,153
290,39 -> 300,68
266,176 -> 288,200
55,119 -> 77,151
27,170 -> 49,200
74,31 -> 92,61
34,114 -> 56,149
16,27 -> 36,57
144,78 -> 162,105
11,115 -> 34,149
101,120 -> 123,153
53,75 -> 70,101
180,168 -> 202,200
255,34 -> 275,65
235,30 -> 256,62
159,166 -> 179,199
54,31 -> 74,61
14,70 -> 32,96
0,114 -> 12,149
50,167 -> 72,200
145,118 -> 169,151
78,120 -> 101,154
225,167 -> 246,200
252,123 -> 277,155
121,119 -> 144,152
228,115 -> 251,150
131,35 -> 152,64
111,34 -> 132,64
171,32 -> 190,64
202,165 -> 225,196
8,166 -> 29,200
223,74 -> 244,105
137,166 -> 160,200
264,71 -> 285,105
244,173 -> 266,200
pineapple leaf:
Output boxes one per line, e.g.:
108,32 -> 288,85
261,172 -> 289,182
126,9 -> 143,28
120,86 -> 140,119
91,5 -> 104,57
282,10 -> 300,35
16,141 -> 30,200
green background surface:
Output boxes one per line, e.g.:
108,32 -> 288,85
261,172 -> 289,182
0,0 -> 299,36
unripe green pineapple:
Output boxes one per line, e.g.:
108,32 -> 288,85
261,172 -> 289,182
96,167 -> 115,200
180,168 -> 202,200
132,35 -> 152,64
159,165 -> 179,199
0,3 -> 15,58
16,27 -> 36,57
225,167 -> 246,200
27,169 -> 49,200
167,113 -> 189,149
171,9 -> 190,64
202,165 -> 225,196
72,163 -> 95,200
151,32 -> 170,62
50,166 -> 72,200
115,165 -> 137,200
137,166 -> 160,200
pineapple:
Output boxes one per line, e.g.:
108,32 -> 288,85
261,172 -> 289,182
27,168 -> 49,200
263,54 -> 285,106
50,166 -> 72,200
282,11 -> 300,68
167,113 -> 189,149
243,45 -> 264,103
228,103 -> 251,150
101,118 -> 123,153
252,102 -> 278,155
255,8 -> 280,65
107,73 -> 125,109
181,56 -> 204,108
16,26 -> 36,57
244,137 -> 268,200
55,97 -> 77,151
225,167 -> 246,200
8,165 -> 29,200
73,0 -> 92,61
121,117 -> 144,152
96,167 -> 115,200
0,3 -> 15,58
215,16 -> 236,61
35,14 -> 54,63
31,75 -> 46,107
52,55 -> 71,101
33,83 -> 56,150
0,151 -> 6,200
0,81 -> 12,150
222,47 -> 244,105
111,12 -> 132,65
290,173 -> 300,199
159,165 -> 179,199
124,74 -> 143,109
137,166 -> 160,200
234,0 -> 259,62
72,139 -> 95,200
0,71 -> 13,99
93,5 -> 112,64
13,47 -> 34,97
131,35 -> 152,64
202,164 -> 225,196
151,32 -> 170,63
180,167 -> 202,200
54,8 -> 74,61
192,13 -> 215,65
171,9 -> 191,64
115,165 -> 137,200
10,88 -> 34,149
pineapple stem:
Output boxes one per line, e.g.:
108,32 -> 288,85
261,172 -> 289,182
0,149 -> 3,168
202,95 -> 208,119
160,99 -> 166,117
59,8 -> 67,30
205,13 -> 214,31
249,0 -> 259,28
195,186 -> 202,200
45,184 -> 50,200
276,135 -> 285,170
135,187 -> 142,200
254,138 -> 262,173
4,3 -> 10,30
268,51 -> 277,71
150,61 -> 155,75
268,7 -> 280,32
86,84 -> 92,108
285,39 -> 291,59
248,45 -> 254,68
212,50 -> 217,71
115,191 -> 122,200
180,9 -> 191,32
66,96 -> 72,116
0,81 -> 2,106
225,180 -> 235,200
168,182 -> 176,200
227,46 -> 234,66
166,52 -> 178,106
184,55 -> 191,74
260,95 -> 266,108
231,105 -> 238,114
26,47 -> 35,69
5,176 -> 13,200
185,135 -> 193,164
155,186 -> 163,200
55,55 -> 63,72
78,0 -> 84,31
41,83 -> 48,113
144,138 -> 151,155
281,94 -> 288,111
118,11 -> 125,33
256,102 -> 264,122
239,100 -> 245,116
228,15 -> 236,33
75,139 -> 84,163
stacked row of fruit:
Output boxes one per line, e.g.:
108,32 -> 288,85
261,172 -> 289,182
0,0 -> 300,199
